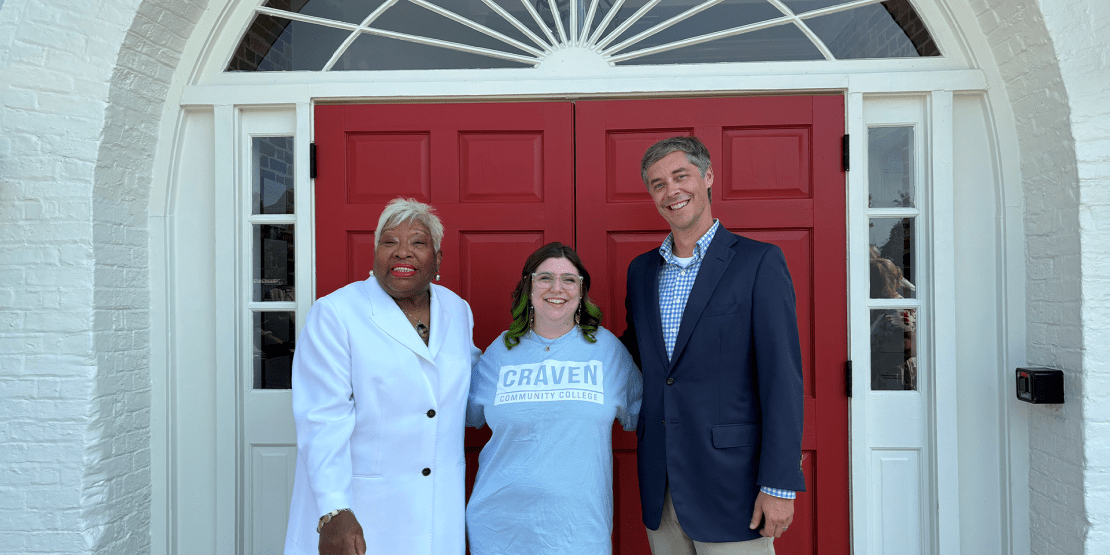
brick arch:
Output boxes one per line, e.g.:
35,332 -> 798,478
86,1 -> 207,552
964,1 -> 1086,553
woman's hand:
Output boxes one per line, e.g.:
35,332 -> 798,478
318,510 -> 366,555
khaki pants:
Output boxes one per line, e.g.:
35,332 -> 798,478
645,487 -> 775,555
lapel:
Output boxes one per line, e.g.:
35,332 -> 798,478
427,284 -> 451,361
642,254 -> 670,367
668,228 -> 738,369
362,278 -> 436,365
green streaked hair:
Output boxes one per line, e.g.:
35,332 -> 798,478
503,242 -> 603,349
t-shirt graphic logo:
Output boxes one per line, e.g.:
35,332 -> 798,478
494,359 -> 605,405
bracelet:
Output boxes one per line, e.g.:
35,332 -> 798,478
317,508 -> 352,533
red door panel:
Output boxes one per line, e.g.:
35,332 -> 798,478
315,102 -> 575,345
575,96 -> 848,555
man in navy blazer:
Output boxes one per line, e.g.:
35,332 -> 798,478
622,137 -> 805,554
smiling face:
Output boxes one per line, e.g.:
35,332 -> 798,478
645,150 -> 714,235
530,257 -> 582,331
373,220 -> 442,301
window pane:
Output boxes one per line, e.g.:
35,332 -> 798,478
227,15 -> 350,71
782,0 -> 850,13
615,23 -> 823,65
870,308 -> 916,391
253,136 -> 295,215
371,1 -> 533,57
803,0 -> 939,59
593,0 -> 650,44
334,33 -> 533,70
868,126 -> 914,208
489,0 -> 567,44
878,0 -> 939,56
254,311 -> 296,389
603,0 -> 783,54
529,0 -> 571,43
263,0 -> 390,25
254,224 -> 296,302
869,218 -> 915,299
429,0 -> 545,48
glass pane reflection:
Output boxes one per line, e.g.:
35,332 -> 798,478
870,308 -> 916,391
372,0 -> 533,56
805,3 -> 917,59
532,0 -> 571,43
868,126 -> 914,208
605,0 -> 783,54
263,0 -> 389,25
254,224 -> 296,302
804,0 -> 938,59
334,33 -> 532,70
615,23 -> 822,65
228,15 -> 350,71
869,218 -> 915,299
253,136 -> 295,215
595,0 -> 650,45
434,0 -> 545,47
489,0 -> 567,44
782,0 -> 847,13
254,311 -> 296,389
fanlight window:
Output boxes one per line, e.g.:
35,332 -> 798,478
227,0 -> 939,71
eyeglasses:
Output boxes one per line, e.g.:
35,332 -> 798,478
532,272 -> 582,290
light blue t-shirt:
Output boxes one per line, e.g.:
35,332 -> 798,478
466,326 -> 642,555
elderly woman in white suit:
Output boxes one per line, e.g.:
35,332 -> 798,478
284,198 -> 480,555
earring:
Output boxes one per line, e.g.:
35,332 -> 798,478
368,270 -> 375,277
435,273 -> 441,281
528,304 -> 534,329
575,305 -> 581,325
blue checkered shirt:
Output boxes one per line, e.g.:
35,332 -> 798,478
657,220 -> 795,501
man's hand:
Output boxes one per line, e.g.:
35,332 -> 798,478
318,510 -> 366,555
749,491 -> 794,538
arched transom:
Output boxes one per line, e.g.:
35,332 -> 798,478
227,0 -> 939,71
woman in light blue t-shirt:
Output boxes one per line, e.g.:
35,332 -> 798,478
466,242 -> 643,555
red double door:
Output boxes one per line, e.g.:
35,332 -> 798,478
315,97 -> 848,554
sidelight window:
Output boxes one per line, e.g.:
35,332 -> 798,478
867,125 -> 920,391
250,136 -> 298,390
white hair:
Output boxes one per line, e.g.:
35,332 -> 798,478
374,198 -> 445,251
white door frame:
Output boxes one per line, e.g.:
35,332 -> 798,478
198,81 -> 982,555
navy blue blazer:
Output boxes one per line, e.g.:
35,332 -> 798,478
622,227 -> 805,542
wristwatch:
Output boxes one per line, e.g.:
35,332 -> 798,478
317,508 -> 352,533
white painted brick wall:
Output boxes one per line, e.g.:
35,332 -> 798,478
1,0 -> 103,552
1036,2 -> 1110,552
967,0 -> 1087,553
0,0 -> 1105,554
0,0 -> 202,552
86,0 -> 206,551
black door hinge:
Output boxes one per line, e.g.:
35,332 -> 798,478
842,134 -> 850,172
310,142 -> 318,179
845,360 -> 853,398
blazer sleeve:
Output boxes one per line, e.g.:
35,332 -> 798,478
291,296 -> 358,516
751,246 -> 807,492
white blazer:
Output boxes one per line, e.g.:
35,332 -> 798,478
284,277 -> 480,555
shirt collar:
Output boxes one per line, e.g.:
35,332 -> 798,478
659,219 -> 720,264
